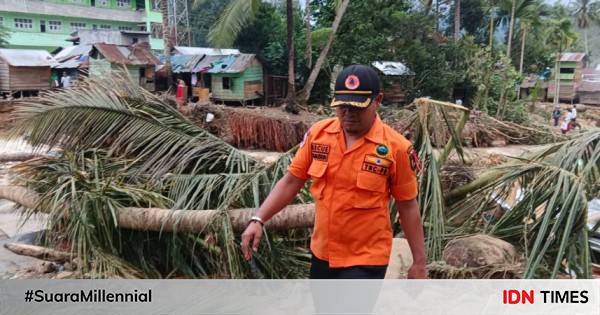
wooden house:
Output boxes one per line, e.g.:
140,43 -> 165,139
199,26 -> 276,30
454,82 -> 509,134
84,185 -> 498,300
0,48 -> 54,95
208,54 -> 263,105
372,61 -> 415,105
548,52 -> 588,103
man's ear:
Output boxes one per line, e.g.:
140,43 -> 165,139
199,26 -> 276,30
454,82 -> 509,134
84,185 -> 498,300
372,93 -> 384,109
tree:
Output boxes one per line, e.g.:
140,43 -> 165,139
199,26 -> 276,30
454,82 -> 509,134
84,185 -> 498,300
305,0 -> 312,69
571,0 -> 600,55
161,0 -> 173,89
454,0 -> 461,40
284,0 -> 299,114
546,18 -> 578,106
298,0 -> 350,105
517,0 -> 543,74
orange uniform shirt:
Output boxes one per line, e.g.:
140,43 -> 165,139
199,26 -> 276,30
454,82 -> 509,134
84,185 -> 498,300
288,115 -> 418,268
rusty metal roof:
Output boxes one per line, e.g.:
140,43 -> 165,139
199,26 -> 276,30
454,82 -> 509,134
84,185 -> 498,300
207,54 -> 257,74
94,43 -> 159,66
560,52 -> 587,62
579,80 -> 600,92
0,48 -> 55,67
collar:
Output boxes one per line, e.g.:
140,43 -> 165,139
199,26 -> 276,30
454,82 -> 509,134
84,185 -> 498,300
324,114 -> 384,144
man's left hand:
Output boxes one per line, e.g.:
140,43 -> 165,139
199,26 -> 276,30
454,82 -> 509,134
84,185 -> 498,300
407,263 -> 427,279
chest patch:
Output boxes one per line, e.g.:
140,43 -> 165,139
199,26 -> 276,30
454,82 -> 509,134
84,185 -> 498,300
311,143 -> 330,161
362,155 -> 391,176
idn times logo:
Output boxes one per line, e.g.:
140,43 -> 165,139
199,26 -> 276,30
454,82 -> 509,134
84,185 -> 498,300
503,290 -> 589,304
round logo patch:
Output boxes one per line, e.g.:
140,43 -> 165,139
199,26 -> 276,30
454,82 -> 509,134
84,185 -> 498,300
344,75 -> 360,90
376,144 -> 389,157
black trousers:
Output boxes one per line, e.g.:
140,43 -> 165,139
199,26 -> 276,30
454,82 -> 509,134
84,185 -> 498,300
309,253 -> 388,279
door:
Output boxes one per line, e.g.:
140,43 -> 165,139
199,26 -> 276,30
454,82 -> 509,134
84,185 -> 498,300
40,20 -> 46,33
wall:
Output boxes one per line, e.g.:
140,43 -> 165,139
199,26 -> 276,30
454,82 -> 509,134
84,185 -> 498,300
211,62 -> 264,102
0,0 -> 163,51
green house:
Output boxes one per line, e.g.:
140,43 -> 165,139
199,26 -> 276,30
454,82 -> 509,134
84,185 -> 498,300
0,0 -> 163,52
208,54 -> 263,105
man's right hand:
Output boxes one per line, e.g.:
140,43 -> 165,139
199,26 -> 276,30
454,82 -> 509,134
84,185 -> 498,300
241,222 -> 263,261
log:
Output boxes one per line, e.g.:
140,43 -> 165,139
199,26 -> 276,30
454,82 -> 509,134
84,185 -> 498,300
3,242 -> 73,263
0,153 -> 41,163
0,185 -> 315,233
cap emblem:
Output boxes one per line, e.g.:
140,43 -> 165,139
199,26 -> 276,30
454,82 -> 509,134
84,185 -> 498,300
345,75 -> 360,90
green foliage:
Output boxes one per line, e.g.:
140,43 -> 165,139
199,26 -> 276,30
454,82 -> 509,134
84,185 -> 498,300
190,0 -> 232,46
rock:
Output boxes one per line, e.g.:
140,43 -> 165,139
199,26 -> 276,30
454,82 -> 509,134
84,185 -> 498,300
54,271 -> 75,279
63,262 -> 75,271
443,234 -> 516,268
385,238 -> 413,279
36,261 -> 56,274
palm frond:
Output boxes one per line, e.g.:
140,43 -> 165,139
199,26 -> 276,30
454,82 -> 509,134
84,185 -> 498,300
207,0 -> 261,48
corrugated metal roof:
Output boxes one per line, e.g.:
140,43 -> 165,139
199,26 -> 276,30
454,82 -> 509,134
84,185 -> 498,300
372,61 -> 414,76
207,54 -> 257,74
579,80 -> 600,92
94,43 -> 159,66
54,45 -> 93,62
193,55 -> 226,72
560,52 -> 587,62
174,46 -> 240,56
158,54 -> 205,73
0,48 -> 55,67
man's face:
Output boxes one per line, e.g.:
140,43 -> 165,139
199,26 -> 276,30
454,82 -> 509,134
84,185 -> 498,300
335,94 -> 381,136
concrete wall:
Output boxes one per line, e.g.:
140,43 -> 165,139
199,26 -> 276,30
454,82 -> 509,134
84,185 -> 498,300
0,0 -> 163,51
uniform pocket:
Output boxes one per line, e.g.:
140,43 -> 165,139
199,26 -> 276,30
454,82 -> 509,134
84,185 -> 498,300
307,161 -> 328,200
353,171 -> 387,209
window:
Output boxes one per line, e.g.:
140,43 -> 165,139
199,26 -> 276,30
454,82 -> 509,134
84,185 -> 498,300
222,77 -> 232,90
151,23 -> 162,39
118,26 -> 133,31
560,68 -> 575,74
0,17 -> 4,26
97,0 -> 109,6
99,24 -> 111,30
70,22 -> 86,30
48,21 -> 62,32
116,0 -> 130,8
14,18 -> 33,29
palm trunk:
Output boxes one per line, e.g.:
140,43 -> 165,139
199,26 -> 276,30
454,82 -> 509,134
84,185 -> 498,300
488,13 -> 494,48
298,0 -> 350,105
506,0 -> 516,58
305,0 -> 312,70
584,28 -> 589,56
0,185 -> 315,232
554,51 -> 560,106
519,25 -> 527,74
454,0 -> 461,40
284,0 -> 298,114
161,0 -> 173,89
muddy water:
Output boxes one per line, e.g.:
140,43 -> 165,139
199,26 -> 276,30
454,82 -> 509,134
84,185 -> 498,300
0,137 -> 47,278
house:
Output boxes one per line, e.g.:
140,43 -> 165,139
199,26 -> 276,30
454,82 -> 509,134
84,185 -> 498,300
578,68 -> 600,105
88,42 -> 159,91
519,74 -> 548,100
54,30 -> 160,90
208,54 -> 263,105
0,48 -> 55,96
0,0 -> 163,51
372,61 -> 415,105
547,52 -> 588,103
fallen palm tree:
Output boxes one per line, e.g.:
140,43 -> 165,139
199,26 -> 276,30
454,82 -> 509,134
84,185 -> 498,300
1,73 -> 597,279
0,185 -> 315,232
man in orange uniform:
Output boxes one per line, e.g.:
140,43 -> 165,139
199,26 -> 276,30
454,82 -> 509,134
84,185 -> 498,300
241,64 -> 427,279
